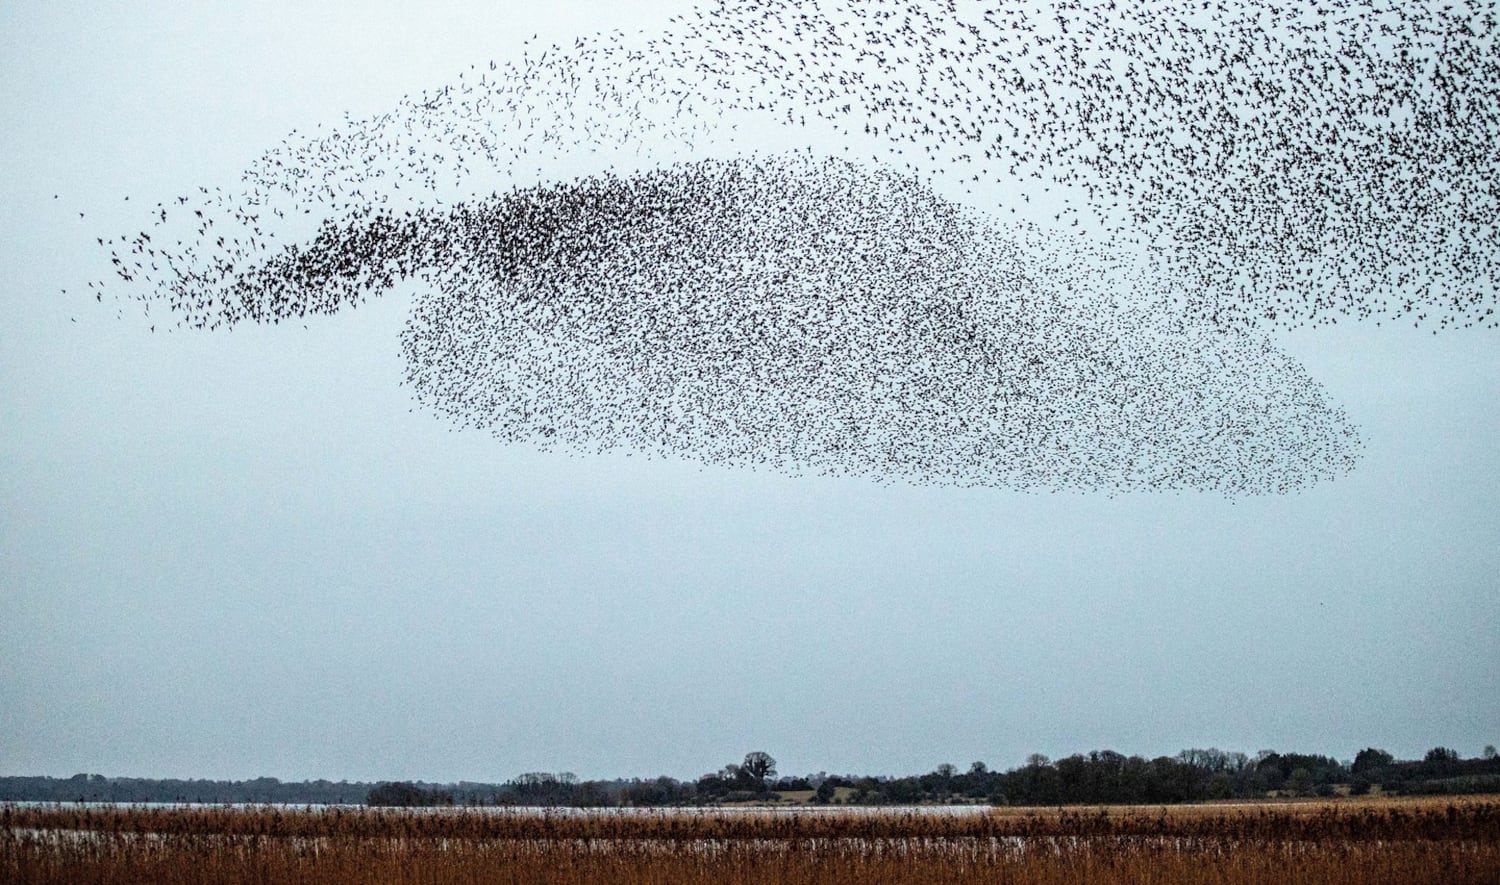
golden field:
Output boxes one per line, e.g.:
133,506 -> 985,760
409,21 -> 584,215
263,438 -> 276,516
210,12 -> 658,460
4,794 -> 1497,884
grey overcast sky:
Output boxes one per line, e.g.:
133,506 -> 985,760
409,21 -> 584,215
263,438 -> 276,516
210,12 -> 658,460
1,1 -> 1497,783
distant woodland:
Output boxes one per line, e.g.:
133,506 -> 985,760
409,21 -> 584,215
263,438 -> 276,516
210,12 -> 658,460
4,746 -> 1497,807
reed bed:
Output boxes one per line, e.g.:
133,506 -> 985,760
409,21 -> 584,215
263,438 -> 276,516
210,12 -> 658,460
4,795 -> 1497,884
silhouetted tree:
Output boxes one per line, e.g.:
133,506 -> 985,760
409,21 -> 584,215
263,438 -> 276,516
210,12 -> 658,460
1352,748 -> 1394,774
1425,747 -> 1460,764
740,751 -> 777,787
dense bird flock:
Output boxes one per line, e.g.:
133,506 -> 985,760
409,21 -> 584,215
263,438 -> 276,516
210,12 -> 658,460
90,0 -> 1499,492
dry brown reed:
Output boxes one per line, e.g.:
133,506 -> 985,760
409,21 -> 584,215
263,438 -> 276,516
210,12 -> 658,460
4,795 -> 1497,884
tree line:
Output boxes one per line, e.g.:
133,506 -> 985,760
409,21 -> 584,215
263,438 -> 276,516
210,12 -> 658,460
3,745 -> 1495,807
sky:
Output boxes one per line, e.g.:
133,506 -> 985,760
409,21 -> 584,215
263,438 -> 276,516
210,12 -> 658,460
1,1 -> 1497,783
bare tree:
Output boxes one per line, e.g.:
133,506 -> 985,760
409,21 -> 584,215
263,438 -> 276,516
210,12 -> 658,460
740,751 -> 777,785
